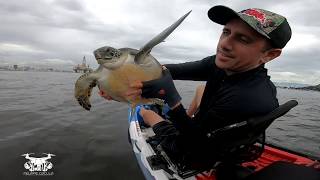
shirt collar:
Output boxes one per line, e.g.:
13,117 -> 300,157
223,64 -> 267,81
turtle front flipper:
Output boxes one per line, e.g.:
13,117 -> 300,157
74,72 -> 98,111
134,10 -> 191,64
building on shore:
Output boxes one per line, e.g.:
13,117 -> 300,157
73,56 -> 93,73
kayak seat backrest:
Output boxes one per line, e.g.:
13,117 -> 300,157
207,100 -> 298,163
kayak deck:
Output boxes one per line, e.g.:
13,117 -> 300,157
242,144 -> 317,171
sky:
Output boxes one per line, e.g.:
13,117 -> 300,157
0,0 -> 319,85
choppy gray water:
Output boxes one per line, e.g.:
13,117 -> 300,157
0,71 -> 319,180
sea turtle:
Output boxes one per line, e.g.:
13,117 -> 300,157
74,11 -> 191,111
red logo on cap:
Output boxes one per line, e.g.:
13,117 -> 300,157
242,9 -> 266,23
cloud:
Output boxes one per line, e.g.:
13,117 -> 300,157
42,58 -> 75,65
270,71 -> 320,85
269,71 -> 299,82
0,43 -> 45,54
0,0 -> 319,84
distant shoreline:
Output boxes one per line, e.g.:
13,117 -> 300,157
277,86 -> 320,92
0,69 -> 74,73
2,69 -> 319,91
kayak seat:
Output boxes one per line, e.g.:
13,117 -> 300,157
210,100 -> 299,180
207,100 -> 298,164
243,161 -> 320,180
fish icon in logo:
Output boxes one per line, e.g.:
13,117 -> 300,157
22,153 -> 55,172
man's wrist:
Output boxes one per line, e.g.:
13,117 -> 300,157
166,90 -> 182,108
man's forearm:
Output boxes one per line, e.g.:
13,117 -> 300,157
165,56 -> 214,81
168,104 -> 201,136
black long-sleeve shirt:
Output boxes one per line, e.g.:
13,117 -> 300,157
152,55 -> 279,164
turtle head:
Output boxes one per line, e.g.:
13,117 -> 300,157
94,46 -> 122,65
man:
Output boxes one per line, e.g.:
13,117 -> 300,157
105,5 -> 292,166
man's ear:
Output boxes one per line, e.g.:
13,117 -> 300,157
261,49 -> 282,63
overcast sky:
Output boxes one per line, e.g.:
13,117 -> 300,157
0,0 -> 319,85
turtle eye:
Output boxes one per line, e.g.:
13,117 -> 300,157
110,52 -> 114,56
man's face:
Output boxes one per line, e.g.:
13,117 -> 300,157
215,18 -> 271,74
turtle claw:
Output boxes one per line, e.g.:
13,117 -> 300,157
77,96 -> 91,111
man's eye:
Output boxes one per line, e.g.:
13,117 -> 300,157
221,30 -> 230,36
240,39 -> 248,43
222,29 -> 229,35
239,37 -> 250,44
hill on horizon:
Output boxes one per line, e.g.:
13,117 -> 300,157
273,82 -> 311,88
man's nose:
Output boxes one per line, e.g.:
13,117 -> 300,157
219,36 -> 233,51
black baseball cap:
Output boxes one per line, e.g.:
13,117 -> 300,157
208,5 -> 292,49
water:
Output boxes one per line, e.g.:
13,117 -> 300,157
0,71 -> 319,180
268,88 -> 320,157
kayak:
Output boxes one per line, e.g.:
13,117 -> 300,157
128,104 -> 320,180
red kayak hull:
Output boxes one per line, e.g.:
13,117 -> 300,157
195,144 -> 319,180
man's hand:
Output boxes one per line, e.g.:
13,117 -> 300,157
98,69 -> 181,109
139,107 -> 164,127
97,84 -> 114,100
125,69 -> 182,108
125,81 -> 143,100
140,69 -> 181,108
98,89 -> 113,100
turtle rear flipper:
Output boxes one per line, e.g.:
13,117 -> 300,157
74,72 -> 98,111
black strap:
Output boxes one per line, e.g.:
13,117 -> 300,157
247,100 -> 298,130
207,100 -> 298,139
